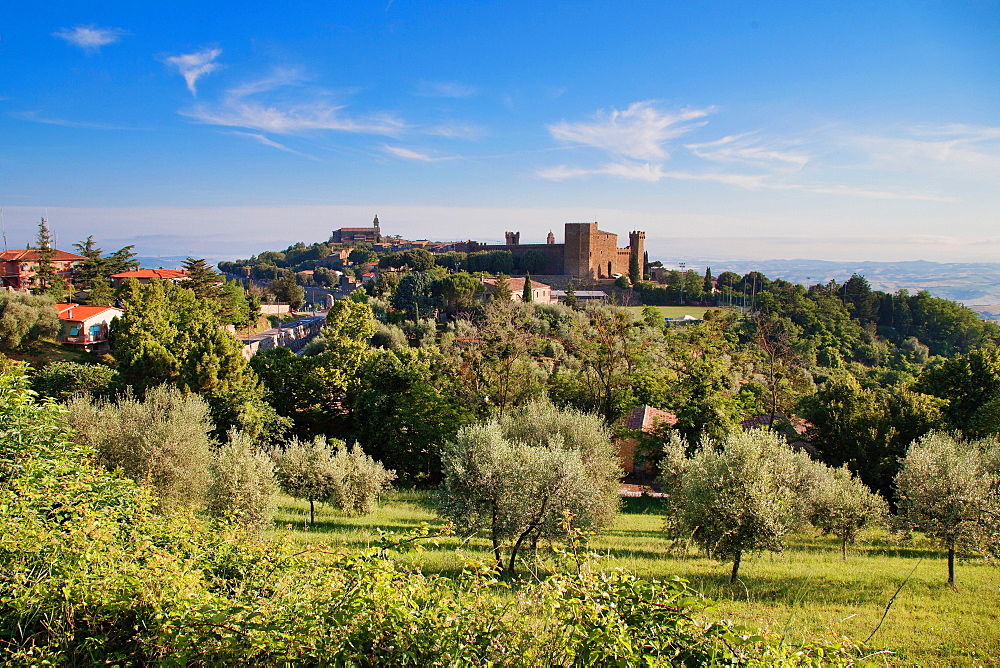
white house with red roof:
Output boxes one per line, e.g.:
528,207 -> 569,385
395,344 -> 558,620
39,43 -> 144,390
110,268 -> 189,288
479,276 -> 553,304
0,249 -> 86,290
55,303 -> 124,351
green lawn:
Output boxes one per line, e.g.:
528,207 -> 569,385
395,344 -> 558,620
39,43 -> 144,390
626,305 -> 725,319
273,492 -> 1000,667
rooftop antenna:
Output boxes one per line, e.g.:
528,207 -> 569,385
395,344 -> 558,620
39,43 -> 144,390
1,209 -> 6,251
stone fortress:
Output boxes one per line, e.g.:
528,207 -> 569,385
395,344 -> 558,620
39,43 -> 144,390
464,222 -> 645,281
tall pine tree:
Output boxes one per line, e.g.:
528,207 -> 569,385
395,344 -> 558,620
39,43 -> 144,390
31,219 -> 58,294
73,236 -> 107,289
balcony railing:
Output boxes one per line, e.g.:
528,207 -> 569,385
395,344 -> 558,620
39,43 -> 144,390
61,334 -> 106,345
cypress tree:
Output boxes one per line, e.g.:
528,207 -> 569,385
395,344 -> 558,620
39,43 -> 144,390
31,219 -> 58,293
522,273 -> 533,303
565,280 -> 578,309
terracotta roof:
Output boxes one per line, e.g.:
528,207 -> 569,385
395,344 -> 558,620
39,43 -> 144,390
54,303 -> 123,322
623,405 -> 678,432
481,276 -> 550,290
111,268 -> 188,280
0,249 -> 86,262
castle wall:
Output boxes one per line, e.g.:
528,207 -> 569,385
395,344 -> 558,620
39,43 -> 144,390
461,222 -> 645,280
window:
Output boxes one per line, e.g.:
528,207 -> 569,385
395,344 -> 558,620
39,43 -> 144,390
68,324 -> 81,336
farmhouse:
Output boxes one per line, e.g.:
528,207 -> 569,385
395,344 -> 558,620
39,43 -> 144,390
0,249 -> 86,290
617,405 -> 678,475
480,276 -> 554,304
55,303 -> 124,351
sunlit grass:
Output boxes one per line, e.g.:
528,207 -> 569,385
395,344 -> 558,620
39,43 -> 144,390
271,491 -> 999,666
625,305 -> 723,319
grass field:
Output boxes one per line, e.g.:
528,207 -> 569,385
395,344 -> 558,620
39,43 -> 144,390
273,491 -> 1000,667
626,305 -> 724,319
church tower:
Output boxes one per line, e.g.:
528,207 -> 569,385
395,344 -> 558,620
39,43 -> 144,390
547,230 -> 555,244
373,214 -> 380,230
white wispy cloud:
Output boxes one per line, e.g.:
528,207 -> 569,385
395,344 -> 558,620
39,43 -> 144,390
548,101 -> 713,161
686,132 -> 810,169
382,145 -> 459,162
228,131 -> 318,159
537,161 -> 951,201
12,110 -> 140,130
182,70 -> 406,136
53,25 -> 128,53
859,124 -> 1000,174
424,123 -> 484,140
166,48 -> 222,96
416,81 -> 478,98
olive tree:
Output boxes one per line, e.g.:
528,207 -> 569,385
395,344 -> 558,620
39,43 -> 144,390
65,385 -> 214,513
207,431 -> 279,532
439,401 -> 620,576
329,444 -> 396,516
669,429 -> 806,583
809,465 -> 888,559
273,436 -> 342,525
274,436 -> 394,524
895,432 -> 1000,587
0,292 -> 59,351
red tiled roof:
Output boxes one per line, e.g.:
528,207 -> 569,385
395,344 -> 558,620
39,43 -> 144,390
623,405 -> 678,432
111,268 -> 188,280
481,276 -> 550,290
54,303 -> 123,322
0,249 -> 86,262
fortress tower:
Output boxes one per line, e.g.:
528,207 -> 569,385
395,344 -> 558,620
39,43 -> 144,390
629,231 -> 645,278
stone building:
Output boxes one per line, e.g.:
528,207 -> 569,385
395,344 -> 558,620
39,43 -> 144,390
462,222 -> 645,280
0,249 -> 86,290
330,215 -> 382,244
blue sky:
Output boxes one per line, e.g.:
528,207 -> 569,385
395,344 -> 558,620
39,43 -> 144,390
2,1 -> 998,263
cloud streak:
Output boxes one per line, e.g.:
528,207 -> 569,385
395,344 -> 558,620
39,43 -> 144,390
416,81 -> 479,98
548,101 -> 713,161
686,133 -> 810,169
53,25 -> 127,52
228,131 -> 318,159
11,111 -> 141,131
382,145 -> 459,162
182,70 -> 406,136
537,161 -> 953,201
166,48 -> 222,95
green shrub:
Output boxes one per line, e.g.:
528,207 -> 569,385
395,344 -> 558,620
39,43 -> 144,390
31,360 -> 118,402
